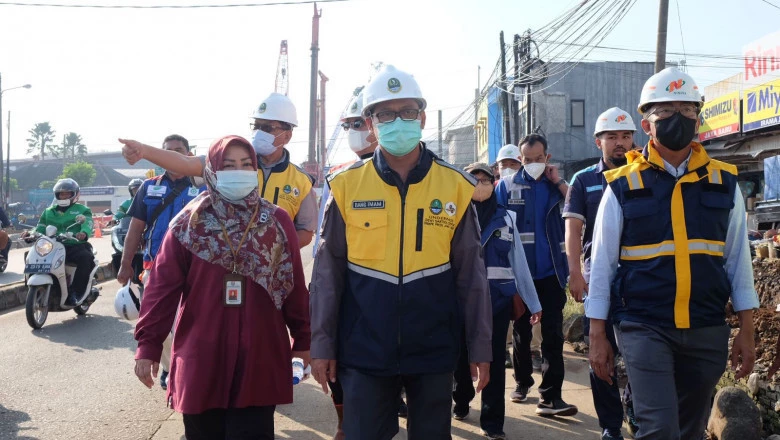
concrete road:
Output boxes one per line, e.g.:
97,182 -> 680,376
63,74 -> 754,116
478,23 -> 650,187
0,235 -> 115,286
0,244 -> 607,440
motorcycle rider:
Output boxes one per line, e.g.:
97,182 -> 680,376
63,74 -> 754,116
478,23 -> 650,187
113,178 -> 144,223
22,178 -> 95,305
0,205 -> 11,265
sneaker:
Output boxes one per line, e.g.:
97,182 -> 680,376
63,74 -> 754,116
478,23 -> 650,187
160,370 -> 169,390
480,430 -> 506,440
624,403 -> 639,437
398,400 -> 408,418
510,385 -> 528,403
602,428 -> 624,440
531,351 -> 543,372
452,404 -> 469,420
535,399 -> 578,417
504,350 -> 512,368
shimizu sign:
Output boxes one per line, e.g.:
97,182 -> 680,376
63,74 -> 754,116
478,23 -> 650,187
699,91 -> 740,141
743,77 -> 780,132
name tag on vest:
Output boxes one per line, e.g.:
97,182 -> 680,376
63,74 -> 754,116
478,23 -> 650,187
148,185 -> 167,197
188,187 -> 200,197
352,200 -> 385,209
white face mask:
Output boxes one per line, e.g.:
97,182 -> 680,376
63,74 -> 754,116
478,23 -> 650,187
214,170 -> 258,202
250,129 -> 277,157
347,129 -> 371,153
523,162 -> 546,180
499,167 -> 516,178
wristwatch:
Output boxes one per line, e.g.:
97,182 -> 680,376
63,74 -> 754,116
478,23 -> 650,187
555,179 -> 567,187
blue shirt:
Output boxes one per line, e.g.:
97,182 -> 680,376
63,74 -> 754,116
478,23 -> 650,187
523,170 -> 555,280
562,159 -> 608,279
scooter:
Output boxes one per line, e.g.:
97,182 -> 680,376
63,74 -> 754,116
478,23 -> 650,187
105,210 -> 144,293
23,215 -> 101,330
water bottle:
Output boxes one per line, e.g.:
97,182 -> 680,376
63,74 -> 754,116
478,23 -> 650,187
292,358 -> 305,385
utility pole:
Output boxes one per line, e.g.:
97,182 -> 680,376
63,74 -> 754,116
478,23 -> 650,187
655,0 -> 669,73
474,66 -> 480,162
512,34 -> 522,146
523,32 -> 533,136
437,109 -> 443,159
0,73 -> 4,207
499,31 -> 511,146
318,70 -> 328,184
307,3 -> 321,165
5,111 -> 9,205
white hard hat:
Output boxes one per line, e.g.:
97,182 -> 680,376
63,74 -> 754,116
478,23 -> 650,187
637,67 -> 702,114
496,144 -> 521,162
594,107 -> 636,136
342,92 -> 365,121
362,65 -> 427,117
114,282 -> 141,321
251,92 -> 298,127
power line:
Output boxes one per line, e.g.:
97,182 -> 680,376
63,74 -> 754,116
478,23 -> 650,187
760,0 -> 780,10
0,0 -> 349,8
675,0 -> 687,66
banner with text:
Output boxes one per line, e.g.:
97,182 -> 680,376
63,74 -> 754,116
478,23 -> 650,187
743,78 -> 780,132
699,91 -> 740,141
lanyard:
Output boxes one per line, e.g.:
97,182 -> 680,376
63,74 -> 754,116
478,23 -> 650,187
218,204 -> 260,273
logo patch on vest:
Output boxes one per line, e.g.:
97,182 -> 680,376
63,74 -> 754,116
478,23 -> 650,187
352,200 -> 385,209
444,202 -> 456,217
283,185 -> 292,194
429,199 -> 443,215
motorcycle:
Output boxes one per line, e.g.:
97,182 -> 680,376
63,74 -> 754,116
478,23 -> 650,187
105,210 -> 144,293
22,215 -> 101,329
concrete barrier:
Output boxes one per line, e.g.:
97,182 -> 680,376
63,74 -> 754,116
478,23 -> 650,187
0,261 -> 115,313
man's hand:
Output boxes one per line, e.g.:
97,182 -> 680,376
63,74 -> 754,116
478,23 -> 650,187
545,164 -> 561,183
117,263 -> 134,286
311,358 -> 337,394
731,327 -> 755,380
75,232 -> 87,241
134,359 -> 159,389
589,325 -> 614,385
470,362 -> 490,393
568,271 -> 588,303
20,230 -> 30,239
119,138 -> 147,165
529,311 -> 542,326
292,350 -> 311,369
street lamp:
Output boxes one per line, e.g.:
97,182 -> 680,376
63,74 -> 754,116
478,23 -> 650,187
0,73 -> 32,208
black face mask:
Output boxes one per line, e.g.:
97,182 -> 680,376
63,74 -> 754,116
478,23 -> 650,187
653,112 -> 697,151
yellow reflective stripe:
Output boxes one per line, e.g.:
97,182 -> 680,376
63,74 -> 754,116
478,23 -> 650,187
671,172 -> 702,329
403,262 -> 452,284
688,239 -> 725,256
627,170 -> 644,190
620,240 -> 676,260
347,262 -> 399,285
518,232 -> 535,244
709,168 -> 722,184
487,266 -> 514,279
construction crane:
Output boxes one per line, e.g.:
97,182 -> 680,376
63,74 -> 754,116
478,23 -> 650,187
275,40 -> 289,96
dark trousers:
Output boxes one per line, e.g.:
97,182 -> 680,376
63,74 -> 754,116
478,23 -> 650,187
615,321 -> 729,440
586,316 -> 624,431
340,367 -> 453,440
453,303 -> 511,434
512,275 -> 566,401
182,406 -> 275,440
65,243 -> 95,300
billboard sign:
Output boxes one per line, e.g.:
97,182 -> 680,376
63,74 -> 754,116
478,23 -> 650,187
743,30 -> 780,88
698,91 -> 740,141
743,78 -> 780,132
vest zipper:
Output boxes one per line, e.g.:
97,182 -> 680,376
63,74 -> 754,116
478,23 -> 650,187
398,191 -> 406,374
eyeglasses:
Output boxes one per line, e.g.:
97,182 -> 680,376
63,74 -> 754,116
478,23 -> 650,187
250,122 -> 289,134
341,120 -> 365,131
371,109 -> 422,124
475,178 -> 494,185
647,104 -> 699,120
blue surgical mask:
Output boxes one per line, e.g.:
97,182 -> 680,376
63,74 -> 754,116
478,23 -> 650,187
250,129 -> 277,157
214,170 -> 258,202
376,119 -> 422,157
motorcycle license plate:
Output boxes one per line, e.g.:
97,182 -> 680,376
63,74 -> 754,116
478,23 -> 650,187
24,264 -> 51,273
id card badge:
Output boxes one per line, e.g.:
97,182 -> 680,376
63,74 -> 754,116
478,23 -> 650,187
223,273 -> 245,307
188,187 -> 200,197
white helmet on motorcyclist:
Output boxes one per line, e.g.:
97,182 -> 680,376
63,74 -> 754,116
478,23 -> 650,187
53,178 -> 79,208
637,67 -> 702,114
250,92 -> 298,127
594,107 -> 636,137
362,65 -> 427,117
114,282 -> 141,321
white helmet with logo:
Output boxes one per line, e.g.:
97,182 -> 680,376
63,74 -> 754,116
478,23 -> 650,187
114,282 -> 141,321
637,67 -> 702,114
594,107 -> 636,136
496,144 -> 521,162
250,92 -> 298,127
362,65 -> 427,117
342,91 -> 365,121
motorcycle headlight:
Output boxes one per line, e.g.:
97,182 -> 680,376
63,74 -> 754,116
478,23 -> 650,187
35,238 -> 54,257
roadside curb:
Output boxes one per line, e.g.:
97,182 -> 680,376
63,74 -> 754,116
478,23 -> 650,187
0,261 -> 116,313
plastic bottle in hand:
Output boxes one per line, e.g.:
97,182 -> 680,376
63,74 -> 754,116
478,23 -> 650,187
292,358 -> 305,385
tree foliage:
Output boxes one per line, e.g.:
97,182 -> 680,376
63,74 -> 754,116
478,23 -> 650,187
59,161 -> 96,187
26,122 -> 56,160
48,132 -> 87,160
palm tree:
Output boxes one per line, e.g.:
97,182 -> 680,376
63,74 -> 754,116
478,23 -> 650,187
26,122 -> 56,160
61,132 -> 87,160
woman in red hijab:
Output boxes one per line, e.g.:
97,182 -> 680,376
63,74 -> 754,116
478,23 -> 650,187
134,135 -> 310,439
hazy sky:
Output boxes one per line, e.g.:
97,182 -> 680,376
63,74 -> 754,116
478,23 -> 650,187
0,0 -> 777,167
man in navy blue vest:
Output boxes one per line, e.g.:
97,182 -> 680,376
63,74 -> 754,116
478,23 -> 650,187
496,133 -> 576,417
564,107 -> 638,440
587,68 -> 758,440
